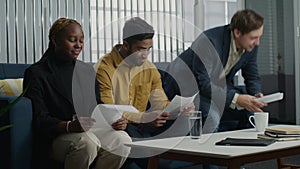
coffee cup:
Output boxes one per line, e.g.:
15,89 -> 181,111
187,111 -> 202,139
248,112 -> 269,132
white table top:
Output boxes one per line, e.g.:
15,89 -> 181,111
127,125 -> 300,159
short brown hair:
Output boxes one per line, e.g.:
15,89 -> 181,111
230,9 -> 264,35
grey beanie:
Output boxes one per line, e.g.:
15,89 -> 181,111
122,17 -> 154,40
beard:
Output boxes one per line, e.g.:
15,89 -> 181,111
125,46 -> 147,66
125,49 -> 135,65
126,48 -> 141,66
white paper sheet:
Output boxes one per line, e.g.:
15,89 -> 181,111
163,91 -> 199,119
91,104 -> 139,129
255,92 -> 284,103
237,92 -> 284,110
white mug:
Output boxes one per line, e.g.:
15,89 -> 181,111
248,112 -> 269,132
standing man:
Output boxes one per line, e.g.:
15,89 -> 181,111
165,9 -> 267,134
94,17 -> 194,169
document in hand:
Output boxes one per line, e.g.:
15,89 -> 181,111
255,92 -> 284,103
163,91 -> 199,119
91,104 -> 139,129
237,92 -> 284,110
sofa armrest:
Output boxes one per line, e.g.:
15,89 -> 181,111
0,96 -> 32,169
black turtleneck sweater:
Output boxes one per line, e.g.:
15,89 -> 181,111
24,48 -> 101,141
52,55 -> 75,104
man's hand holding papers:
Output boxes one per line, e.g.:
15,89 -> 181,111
237,92 -> 284,111
141,111 -> 170,127
163,92 -> 198,119
237,94 -> 267,112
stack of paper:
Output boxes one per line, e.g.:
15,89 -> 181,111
257,125 -> 300,141
257,134 -> 300,141
265,127 -> 300,135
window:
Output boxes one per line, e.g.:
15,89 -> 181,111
204,0 -> 242,29
0,0 -> 242,64
89,0 -> 188,63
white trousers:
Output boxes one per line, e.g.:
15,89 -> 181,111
51,129 -> 132,169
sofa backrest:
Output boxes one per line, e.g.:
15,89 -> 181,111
153,62 -> 170,80
0,64 -> 31,79
0,62 -> 170,79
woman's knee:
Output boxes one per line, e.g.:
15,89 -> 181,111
73,132 -> 101,155
52,132 -> 101,163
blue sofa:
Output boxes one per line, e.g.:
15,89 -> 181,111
0,63 -> 32,169
0,62 -> 196,169
0,63 -> 97,169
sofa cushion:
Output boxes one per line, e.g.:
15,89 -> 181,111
0,79 -> 23,96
